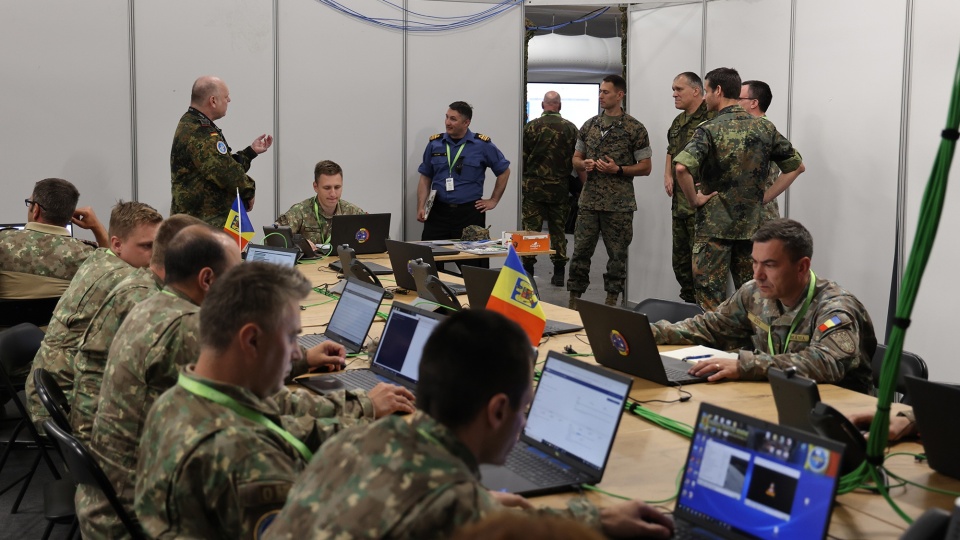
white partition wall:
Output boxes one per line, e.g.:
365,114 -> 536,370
0,0 -> 133,240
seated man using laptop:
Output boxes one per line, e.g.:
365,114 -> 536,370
652,219 -> 877,394
274,159 -> 366,249
265,309 -> 673,539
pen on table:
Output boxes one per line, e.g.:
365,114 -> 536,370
682,354 -> 712,363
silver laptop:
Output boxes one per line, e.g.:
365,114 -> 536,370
245,244 -> 299,267
296,277 -> 385,354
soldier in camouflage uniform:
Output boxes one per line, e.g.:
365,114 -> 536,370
740,80 -> 783,222
265,310 -> 674,540
568,75 -> 652,308
134,263 -> 416,539
23,201 -> 162,430
674,68 -> 804,311
652,219 -> 876,394
275,160 -> 366,248
521,91 -> 581,286
170,75 -> 273,227
665,73 -> 716,303
0,178 -> 108,301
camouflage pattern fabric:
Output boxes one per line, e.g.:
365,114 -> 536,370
672,215 -> 696,303
0,223 -> 94,299
275,197 -> 366,247
264,411 -> 600,540
521,111 -> 578,267
170,107 -> 257,227
650,275 -> 876,393
575,112 -> 651,212
759,117 -> 782,222
135,369 -> 375,539
692,239 -> 754,312
24,248 -> 133,430
68,267 -> 163,444
567,208 -> 633,295
460,225 -> 490,241
673,104 -> 801,241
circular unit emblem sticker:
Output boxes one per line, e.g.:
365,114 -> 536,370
610,330 -> 630,356
355,228 -> 370,243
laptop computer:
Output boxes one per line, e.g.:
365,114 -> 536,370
262,224 -> 320,260
298,302 -> 444,395
330,213 -> 391,255
768,367 -> 821,434
460,265 -> 583,336
296,277 -> 385,354
673,402 -> 845,540
409,241 -> 460,257
479,350 -> 632,496
904,376 -> 960,480
328,244 -> 392,275
245,244 -> 300,267
384,240 -> 466,295
577,299 -> 708,385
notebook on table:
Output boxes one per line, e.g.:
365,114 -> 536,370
577,299 -> 713,386
479,350 -> 632,496
673,402 -> 845,540
330,213 -> 391,255
460,265 -> 582,336
384,240 -> 466,295
298,302 -> 444,395
245,244 -> 299,267
296,277 -> 385,354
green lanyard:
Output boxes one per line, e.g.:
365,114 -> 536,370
446,143 -> 465,177
767,270 -> 817,355
311,199 -> 333,246
177,373 -> 314,462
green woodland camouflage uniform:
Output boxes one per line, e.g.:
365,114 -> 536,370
759,116 -> 783,222
673,105 -> 802,311
135,369 -> 375,539
666,101 -> 716,303
275,197 -> 366,247
170,107 -> 257,227
69,267 -> 163,444
568,112 -> 651,297
264,411 -> 600,540
650,276 -> 875,394
24,248 -> 133,430
521,111 -> 579,267
0,223 -> 94,300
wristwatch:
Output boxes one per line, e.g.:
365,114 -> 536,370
617,165 -> 624,176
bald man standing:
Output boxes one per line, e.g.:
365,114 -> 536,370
170,75 -> 273,227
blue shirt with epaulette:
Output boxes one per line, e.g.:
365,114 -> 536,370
418,129 -> 510,204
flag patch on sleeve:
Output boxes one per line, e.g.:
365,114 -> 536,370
817,315 -> 842,332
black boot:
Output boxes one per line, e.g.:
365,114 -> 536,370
551,264 -> 565,286
522,260 -> 535,278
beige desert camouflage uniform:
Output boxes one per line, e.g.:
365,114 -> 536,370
264,410 -> 600,540
650,275 -> 876,394
275,197 -> 366,247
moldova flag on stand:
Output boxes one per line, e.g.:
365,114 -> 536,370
223,190 -> 255,251
485,245 -> 546,346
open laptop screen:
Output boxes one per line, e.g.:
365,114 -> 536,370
245,244 -> 298,267
523,355 -> 630,471
325,279 -> 383,349
370,303 -> 443,386
677,404 -> 843,540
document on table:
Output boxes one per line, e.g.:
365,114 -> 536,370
660,345 -> 739,362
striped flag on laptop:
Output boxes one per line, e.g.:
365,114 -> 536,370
486,244 -> 546,346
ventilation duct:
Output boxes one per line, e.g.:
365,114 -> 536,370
528,34 -> 622,83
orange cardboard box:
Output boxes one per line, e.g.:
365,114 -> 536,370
506,231 -> 549,253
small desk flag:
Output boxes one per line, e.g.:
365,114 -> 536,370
485,245 -> 546,346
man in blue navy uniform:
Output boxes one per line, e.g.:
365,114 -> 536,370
416,101 -> 511,241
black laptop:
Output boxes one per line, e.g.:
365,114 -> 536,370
577,299 -> 708,385
460,265 -> 582,336
768,367 -> 821,433
904,376 -> 960,480
328,244 -> 392,275
384,240 -> 466,295
245,244 -> 300,267
673,403 -> 845,540
330,213 -> 391,255
296,277 -> 385,354
479,351 -> 632,496
298,302 -> 444,395
262,224 -> 321,260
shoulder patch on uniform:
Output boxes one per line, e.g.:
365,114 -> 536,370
429,133 -> 442,141
475,133 -> 492,142
828,330 -> 857,355
817,315 -> 843,333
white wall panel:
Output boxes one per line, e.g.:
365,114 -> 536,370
0,0 -> 132,241
133,0 -> 275,227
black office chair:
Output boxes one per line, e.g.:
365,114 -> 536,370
633,298 -> 705,324
872,344 -> 928,405
0,323 -> 62,513
42,420 -> 146,540
0,297 -> 59,328
34,368 -> 72,434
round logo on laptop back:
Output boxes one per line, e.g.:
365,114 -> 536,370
355,228 -> 370,243
610,330 -> 630,356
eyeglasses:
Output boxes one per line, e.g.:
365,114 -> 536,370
24,198 -> 45,211
738,96 -> 757,102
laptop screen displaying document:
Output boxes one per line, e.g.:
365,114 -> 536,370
370,302 -> 443,387
323,278 -> 384,350
675,403 -> 844,540
245,244 -> 299,267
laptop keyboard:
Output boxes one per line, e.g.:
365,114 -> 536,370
542,320 -> 583,336
507,446 -> 581,486
298,334 -> 330,349
672,520 -> 714,539
330,369 -> 391,392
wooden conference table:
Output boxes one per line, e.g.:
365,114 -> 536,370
292,254 -> 958,539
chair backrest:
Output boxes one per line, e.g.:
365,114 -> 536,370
633,298 -> 705,324
871,344 -> 929,404
42,420 -> 146,540
34,368 -> 72,433
0,297 -> 59,328
0,323 -> 45,382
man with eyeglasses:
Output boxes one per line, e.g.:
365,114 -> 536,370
0,179 -> 108,302
739,80 -> 782,222
673,67 -> 804,311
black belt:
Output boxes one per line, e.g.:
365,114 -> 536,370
437,200 -> 478,209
